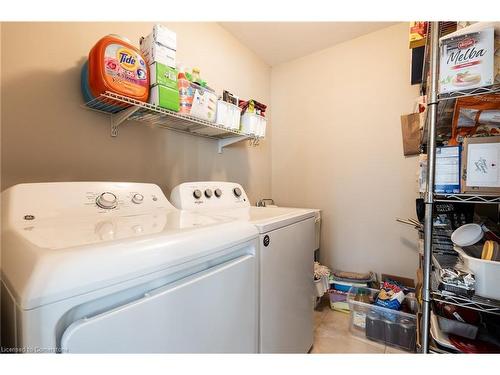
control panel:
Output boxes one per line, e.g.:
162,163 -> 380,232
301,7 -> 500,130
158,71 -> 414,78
2,182 -> 174,223
170,181 -> 251,210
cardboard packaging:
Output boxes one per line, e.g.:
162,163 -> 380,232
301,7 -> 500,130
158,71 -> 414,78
462,136 -> 500,194
149,85 -> 180,112
435,146 -> 461,194
149,62 -> 177,89
140,34 -> 176,67
189,86 -> 217,122
409,22 -> 428,49
439,25 -> 495,94
150,24 -> 177,51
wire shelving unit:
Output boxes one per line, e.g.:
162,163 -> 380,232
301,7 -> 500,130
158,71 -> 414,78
420,22 -> 500,353
82,91 -> 261,153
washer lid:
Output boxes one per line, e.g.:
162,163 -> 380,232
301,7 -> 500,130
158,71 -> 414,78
1,182 -> 258,310
213,206 -> 318,233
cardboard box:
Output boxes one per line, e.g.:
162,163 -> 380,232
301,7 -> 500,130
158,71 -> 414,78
419,147 -> 461,194
381,274 -> 415,289
462,136 -> 500,194
150,24 -> 177,51
149,85 -> 180,112
409,22 -> 427,49
149,62 -> 177,89
435,146 -> 461,194
439,26 -> 495,94
189,86 -> 217,122
140,34 -> 176,67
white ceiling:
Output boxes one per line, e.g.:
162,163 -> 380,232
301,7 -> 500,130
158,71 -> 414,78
220,22 -> 397,66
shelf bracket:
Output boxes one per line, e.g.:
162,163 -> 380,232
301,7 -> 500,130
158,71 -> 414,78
110,106 -> 141,137
217,136 -> 249,153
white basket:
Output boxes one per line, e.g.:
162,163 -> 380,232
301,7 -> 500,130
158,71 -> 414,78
454,245 -> 500,300
215,100 -> 241,130
241,112 -> 267,137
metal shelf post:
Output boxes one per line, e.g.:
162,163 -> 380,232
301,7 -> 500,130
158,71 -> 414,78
421,21 -> 440,354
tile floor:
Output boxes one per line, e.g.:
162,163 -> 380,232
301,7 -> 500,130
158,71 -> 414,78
311,298 -> 409,354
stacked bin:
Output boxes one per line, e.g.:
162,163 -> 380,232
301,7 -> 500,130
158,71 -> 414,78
347,287 -> 418,352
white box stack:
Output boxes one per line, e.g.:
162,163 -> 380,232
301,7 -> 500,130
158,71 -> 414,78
140,24 -> 177,67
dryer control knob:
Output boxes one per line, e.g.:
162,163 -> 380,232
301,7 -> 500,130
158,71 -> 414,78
132,193 -> 144,204
193,189 -> 202,199
96,192 -> 118,209
214,188 -> 222,198
204,189 -> 213,198
233,187 -> 242,197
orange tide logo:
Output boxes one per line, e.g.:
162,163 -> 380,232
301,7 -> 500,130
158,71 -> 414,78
117,48 -> 138,70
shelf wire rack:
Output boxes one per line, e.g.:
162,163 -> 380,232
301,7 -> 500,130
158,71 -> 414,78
438,83 -> 500,102
433,193 -> 500,204
431,254 -> 500,316
82,91 -> 261,152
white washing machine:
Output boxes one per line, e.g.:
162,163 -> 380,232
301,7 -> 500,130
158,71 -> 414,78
170,181 -> 317,353
1,182 -> 259,353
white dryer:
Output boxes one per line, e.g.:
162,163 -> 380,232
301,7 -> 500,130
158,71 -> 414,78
170,181 -> 318,353
1,182 -> 259,353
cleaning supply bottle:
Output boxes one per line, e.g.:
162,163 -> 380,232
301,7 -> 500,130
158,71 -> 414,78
192,67 -> 201,84
177,65 -> 193,114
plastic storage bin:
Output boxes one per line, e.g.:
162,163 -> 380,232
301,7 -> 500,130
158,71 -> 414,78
329,289 -> 349,312
454,245 -> 500,300
216,100 -> 241,130
240,112 -> 267,137
347,287 -> 418,352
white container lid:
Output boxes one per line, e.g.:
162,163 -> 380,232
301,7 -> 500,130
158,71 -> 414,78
451,223 -> 484,247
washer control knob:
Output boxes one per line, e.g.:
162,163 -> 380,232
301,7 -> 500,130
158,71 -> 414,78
233,187 -> 242,197
193,189 -> 202,199
132,193 -> 144,204
96,192 -> 118,209
214,188 -> 222,198
204,189 -> 213,198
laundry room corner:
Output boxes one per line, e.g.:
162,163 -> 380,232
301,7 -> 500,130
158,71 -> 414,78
2,2 -> 500,363
270,22 -> 421,279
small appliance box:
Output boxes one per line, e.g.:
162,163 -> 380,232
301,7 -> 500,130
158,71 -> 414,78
140,34 -> 176,67
439,26 -> 495,94
462,136 -> 500,194
149,62 -> 177,89
149,85 -> 180,112
435,146 -> 461,194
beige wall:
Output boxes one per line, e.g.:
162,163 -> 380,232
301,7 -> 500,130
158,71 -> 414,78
0,22 -> 271,203
270,23 -> 420,279
2,22 -> 420,278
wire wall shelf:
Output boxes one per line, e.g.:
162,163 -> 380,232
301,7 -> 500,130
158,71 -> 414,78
438,83 -> 500,101
82,91 -> 261,153
433,193 -> 500,204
